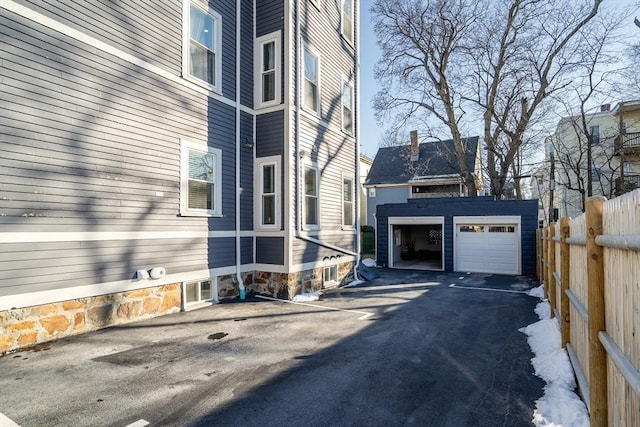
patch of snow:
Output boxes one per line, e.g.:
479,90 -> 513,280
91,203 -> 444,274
361,258 -> 377,267
343,280 -> 365,288
527,285 -> 545,299
292,292 -> 322,302
449,283 -> 456,287
520,301 -> 589,427
458,277 -> 464,280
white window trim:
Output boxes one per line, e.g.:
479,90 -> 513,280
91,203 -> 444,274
254,31 -> 281,109
303,44 -> 321,116
303,161 -> 320,230
255,156 -> 281,230
341,0 -> 354,44
182,278 -> 218,309
180,139 -> 223,217
341,77 -> 354,135
182,0 -> 223,94
342,173 -> 354,229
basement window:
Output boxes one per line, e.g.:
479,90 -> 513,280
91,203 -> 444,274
323,265 -> 337,284
184,279 -> 214,305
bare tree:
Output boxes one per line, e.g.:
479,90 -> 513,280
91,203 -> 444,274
372,0 -> 610,199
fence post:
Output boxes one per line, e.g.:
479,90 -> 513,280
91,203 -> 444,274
549,223 -> 557,317
543,227 -> 549,298
536,229 -> 541,281
586,196 -> 607,426
559,217 -> 571,348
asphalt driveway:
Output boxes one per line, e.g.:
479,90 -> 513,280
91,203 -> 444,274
0,269 -> 544,427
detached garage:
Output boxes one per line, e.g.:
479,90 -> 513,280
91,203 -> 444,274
376,197 -> 538,276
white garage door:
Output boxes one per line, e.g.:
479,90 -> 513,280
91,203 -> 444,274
455,218 -> 520,275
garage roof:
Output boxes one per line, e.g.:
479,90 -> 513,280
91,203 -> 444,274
365,137 -> 479,185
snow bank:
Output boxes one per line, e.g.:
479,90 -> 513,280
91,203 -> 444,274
527,285 -> 545,299
520,301 -> 589,427
292,292 -> 322,302
343,280 -> 365,288
361,258 -> 377,267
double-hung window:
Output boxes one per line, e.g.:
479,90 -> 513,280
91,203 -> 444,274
184,1 -> 222,92
180,140 -> 222,216
304,164 -> 319,228
342,0 -> 353,43
303,46 -> 320,114
255,156 -> 281,229
255,32 -> 281,108
342,176 -> 354,228
342,79 -> 354,134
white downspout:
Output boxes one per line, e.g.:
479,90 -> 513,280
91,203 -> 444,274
353,0 -> 362,280
235,0 -> 245,299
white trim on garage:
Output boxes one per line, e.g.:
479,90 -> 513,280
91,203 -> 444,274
388,216 -> 444,270
453,216 -> 521,275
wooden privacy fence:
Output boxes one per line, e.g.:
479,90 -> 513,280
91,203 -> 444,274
537,190 -> 640,426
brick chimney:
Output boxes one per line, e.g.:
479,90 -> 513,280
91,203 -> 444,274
410,130 -> 419,161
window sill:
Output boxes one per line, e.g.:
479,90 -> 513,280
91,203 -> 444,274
183,74 -> 223,96
180,212 -> 223,218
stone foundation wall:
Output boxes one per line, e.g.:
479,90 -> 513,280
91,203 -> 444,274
249,261 -> 354,299
0,283 -> 181,355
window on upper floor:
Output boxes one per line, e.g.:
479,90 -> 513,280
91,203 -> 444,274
255,156 -> 281,229
303,46 -> 320,115
342,0 -> 353,43
343,176 -> 354,228
304,163 -> 319,228
342,79 -> 354,134
183,1 -> 222,92
590,125 -> 600,145
255,32 -> 281,108
180,139 -> 222,217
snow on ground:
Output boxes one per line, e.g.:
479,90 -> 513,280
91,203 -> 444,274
343,279 -> 365,288
292,292 -> 322,302
520,295 -> 590,427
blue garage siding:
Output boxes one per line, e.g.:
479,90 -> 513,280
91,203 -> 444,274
376,197 -> 538,276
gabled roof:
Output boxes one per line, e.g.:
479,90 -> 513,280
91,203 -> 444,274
365,137 -> 479,185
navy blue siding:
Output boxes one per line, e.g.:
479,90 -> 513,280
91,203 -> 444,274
256,0 -> 283,36
256,237 -> 285,265
241,236 -> 253,265
256,111 -> 284,158
209,237 -> 236,268
240,111 -> 254,230
240,0 -> 254,107
376,197 -> 538,276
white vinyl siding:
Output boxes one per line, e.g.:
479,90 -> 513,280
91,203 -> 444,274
255,32 -> 281,108
180,139 -> 222,217
183,1 -> 222,93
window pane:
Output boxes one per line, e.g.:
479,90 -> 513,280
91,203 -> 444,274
262,72 -> 275,102
459,225 -> 484,232
305,195 -> 317,224
304,49 -> 317,83
190,43 -> 215,85
190,6 -> 215,50
262,195 -> 275,225
343,108 -> 353,133
185,282 -> 198,303
304,168 -> 317,196
304,80 -> 318,111
201,280 -> 212,300
188,181 -> 213,210
189,151 -> 214,181
343,201 -> 353,226
263,41 -> 275,71
263,164 -> 275,193
488,226 -> 515,233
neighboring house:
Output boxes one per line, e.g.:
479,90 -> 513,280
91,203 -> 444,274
546,101 -> 640,219
0,0 -> 359,353
363,132 -> 482,226
358,153 -> 373,226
